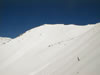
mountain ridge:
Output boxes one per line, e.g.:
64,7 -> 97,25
0,23 -> 100,75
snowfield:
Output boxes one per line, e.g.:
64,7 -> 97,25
0,23 -> 100,75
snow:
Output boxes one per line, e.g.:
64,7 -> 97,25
0,23 -> 100,75
0,37 -> 12,46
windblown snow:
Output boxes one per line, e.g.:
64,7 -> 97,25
0,23 -> 100,75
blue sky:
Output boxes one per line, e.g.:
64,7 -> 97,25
0,0 -> 100,38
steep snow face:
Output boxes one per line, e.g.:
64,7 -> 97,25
0,23 -> 100,75
0,37 -> 12,46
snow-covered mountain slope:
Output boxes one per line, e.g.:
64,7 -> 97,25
0,37 -> 11,46
0,23 -> 100,75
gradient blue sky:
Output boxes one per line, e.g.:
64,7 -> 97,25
0,0 -> 100,38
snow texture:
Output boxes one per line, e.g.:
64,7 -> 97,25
0,37 -> 12,46
0,23 -> 100,75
